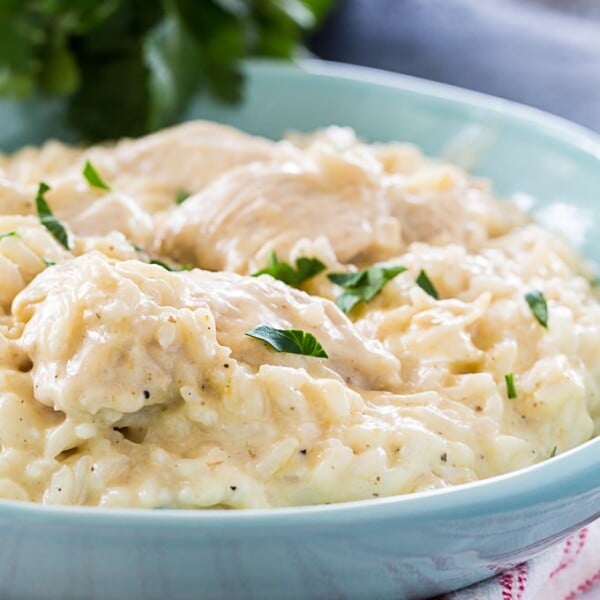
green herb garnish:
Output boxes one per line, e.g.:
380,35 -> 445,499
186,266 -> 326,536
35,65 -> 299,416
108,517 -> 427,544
504,373 -> 517,399
36,182 -> 70,250
416,269 -> 439,299
149,259 -> 190,272
42,257 -> 56,267
83,160 -> 110,191
525,290 -> 548,328
246,324 -> 328,358
0,231 -> 19,240
253,251 -> 326,287
550,446 -> 557,458
175,189 -> 190,205
328,264 -> 406,313
0,2 -> 334,141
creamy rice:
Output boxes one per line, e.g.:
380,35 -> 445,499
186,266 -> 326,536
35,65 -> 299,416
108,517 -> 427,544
0,121 -> 597,508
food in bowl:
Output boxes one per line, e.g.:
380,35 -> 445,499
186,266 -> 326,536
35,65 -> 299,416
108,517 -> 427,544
0,121 -> 597,508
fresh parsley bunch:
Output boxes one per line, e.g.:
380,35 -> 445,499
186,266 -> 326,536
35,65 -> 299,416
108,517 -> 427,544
0,0 -> 333,141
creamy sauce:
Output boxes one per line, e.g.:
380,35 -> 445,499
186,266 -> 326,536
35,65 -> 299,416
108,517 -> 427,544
0,121 -> 598,508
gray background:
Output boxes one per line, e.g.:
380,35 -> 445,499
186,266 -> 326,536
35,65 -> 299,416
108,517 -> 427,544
309,0 -> 600,132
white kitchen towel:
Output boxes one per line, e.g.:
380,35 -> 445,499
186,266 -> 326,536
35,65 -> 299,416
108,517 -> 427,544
442,517 -> 600,599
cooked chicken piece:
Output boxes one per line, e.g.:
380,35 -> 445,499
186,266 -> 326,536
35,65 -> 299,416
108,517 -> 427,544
1,121 -> 276,214
157,161 -> 401,273
13,253 -> 401,423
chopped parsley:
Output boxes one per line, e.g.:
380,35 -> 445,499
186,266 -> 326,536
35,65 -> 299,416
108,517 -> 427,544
175,189 -> 191,205
504,373 -> 517,399
246,324 -> 328,358
36,183 -> 70,249
550,446 -> 557,458
416,269 -> 439,299
42,257 -> 56,267
149,259 -> 191,272
0,231 -> 19,240
83,160 -> 111,191
525,290 -> 548,328
252,251 -> 326,287
328,264 -> 406,313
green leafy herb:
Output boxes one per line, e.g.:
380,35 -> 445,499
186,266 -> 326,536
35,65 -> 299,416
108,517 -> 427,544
328,264 -> 407,313
0,231 -> 19,240
504,373 -> 517,399
246,324 -> 328,358
149,259 -> 191,272
175,188 -> 190,205
550,446 -> 557,458
525,290 -> 548,328
252,251 -> 326,287
36,182 -> 70,250
83,160 -> 110,191
42,257 -> 56,267
0,1 -> 334,141
416,269 -> 439,299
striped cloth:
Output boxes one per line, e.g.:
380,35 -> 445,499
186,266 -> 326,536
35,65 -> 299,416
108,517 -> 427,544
443,518 -> 600,599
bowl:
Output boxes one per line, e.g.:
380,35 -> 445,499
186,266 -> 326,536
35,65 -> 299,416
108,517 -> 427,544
0,59 -> 599,600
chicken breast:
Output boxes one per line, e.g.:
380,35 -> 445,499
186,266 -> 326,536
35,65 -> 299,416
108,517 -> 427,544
13,252 -> 401,424
157,161 -> 401,273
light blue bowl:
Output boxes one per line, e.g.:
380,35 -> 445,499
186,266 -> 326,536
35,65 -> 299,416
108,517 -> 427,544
0,59 -> 599,600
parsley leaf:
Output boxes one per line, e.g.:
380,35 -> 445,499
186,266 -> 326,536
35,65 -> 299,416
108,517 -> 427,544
0,231 -> 19,240
504,373 -> 517,399
525,290 -> 548,328
416,269 -> 439,299
175,188 -> 190,205
35,182 -> 70,250
246,324 -> 328,358
83,160 -> 110,191
149,259 -> 191,272
328,264 -> 406,313
550,446 -> 557,458
252,251 -> 326,287
42,257 -> 56,267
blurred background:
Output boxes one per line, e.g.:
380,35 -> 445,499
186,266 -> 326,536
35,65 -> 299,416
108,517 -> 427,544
1,0 -> 598,140
309,0 -> 600,131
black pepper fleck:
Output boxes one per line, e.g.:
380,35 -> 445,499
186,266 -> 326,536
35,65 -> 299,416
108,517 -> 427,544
299,449 -> 307,455
143,390 -> 150,399
440,453 -> 448,462
223,363 -> 229,368
230,486 -> 237,491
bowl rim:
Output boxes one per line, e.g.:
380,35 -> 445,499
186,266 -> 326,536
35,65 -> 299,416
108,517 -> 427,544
2,58 -> 599,524
261,57 -> 600,151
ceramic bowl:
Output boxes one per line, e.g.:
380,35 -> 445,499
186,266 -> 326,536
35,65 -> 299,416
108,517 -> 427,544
0,59 -> 598,600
